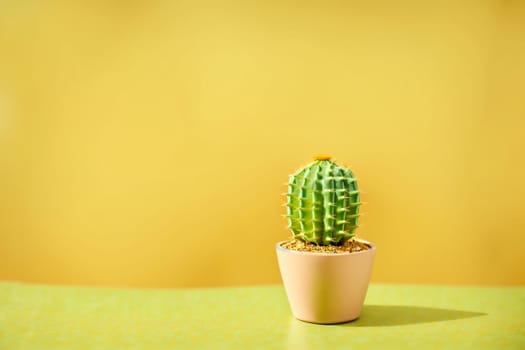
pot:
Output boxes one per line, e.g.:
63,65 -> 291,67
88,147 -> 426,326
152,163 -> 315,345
276,239 -> 376,324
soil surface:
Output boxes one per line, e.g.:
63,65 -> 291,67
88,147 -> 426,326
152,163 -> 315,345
280,238 -> 371,254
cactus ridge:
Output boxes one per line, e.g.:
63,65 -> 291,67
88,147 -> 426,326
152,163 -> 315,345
286,159 -> 361,246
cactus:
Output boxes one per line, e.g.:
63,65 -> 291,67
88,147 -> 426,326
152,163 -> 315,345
286,155 -> 361,246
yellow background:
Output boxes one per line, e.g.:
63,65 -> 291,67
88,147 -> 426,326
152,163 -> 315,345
1,0 -> 524,288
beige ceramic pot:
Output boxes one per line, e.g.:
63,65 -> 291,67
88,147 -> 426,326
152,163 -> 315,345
276,239 -> 376,324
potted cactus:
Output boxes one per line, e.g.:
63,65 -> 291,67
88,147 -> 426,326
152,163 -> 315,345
276,155 -> 376,324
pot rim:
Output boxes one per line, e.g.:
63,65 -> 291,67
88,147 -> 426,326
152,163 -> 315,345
276,238 -> 376,257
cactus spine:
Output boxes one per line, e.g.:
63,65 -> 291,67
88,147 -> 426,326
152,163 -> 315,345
286,156 -> 360,245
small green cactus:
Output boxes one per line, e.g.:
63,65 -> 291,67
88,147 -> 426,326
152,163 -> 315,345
286,155 -> 361,245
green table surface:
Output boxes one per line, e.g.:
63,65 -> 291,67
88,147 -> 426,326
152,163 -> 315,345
1,282 -> 524,349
